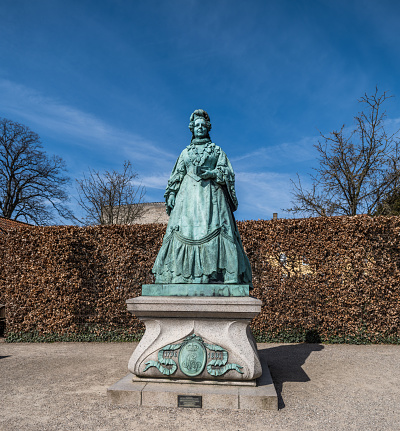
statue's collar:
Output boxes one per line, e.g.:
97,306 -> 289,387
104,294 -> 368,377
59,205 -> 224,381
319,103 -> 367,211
191,137 -> 211,145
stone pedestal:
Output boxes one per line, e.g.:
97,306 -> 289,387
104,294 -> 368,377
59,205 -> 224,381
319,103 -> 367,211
126,295 -> 262,383
107,285 -> 278,410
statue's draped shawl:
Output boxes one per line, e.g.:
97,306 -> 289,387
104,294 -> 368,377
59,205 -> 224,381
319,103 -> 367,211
152,142 -> 252,285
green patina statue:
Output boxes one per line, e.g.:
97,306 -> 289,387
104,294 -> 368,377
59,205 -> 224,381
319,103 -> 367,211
152,109 -> 252,286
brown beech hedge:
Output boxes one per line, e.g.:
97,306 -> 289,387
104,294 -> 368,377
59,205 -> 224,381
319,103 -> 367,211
1,215 -> 399,343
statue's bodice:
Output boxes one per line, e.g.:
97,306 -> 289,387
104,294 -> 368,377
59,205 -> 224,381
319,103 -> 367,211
165,140 -> 238,213
182,142 -> 221,173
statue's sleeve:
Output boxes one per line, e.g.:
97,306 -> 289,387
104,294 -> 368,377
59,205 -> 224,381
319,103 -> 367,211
164,151 -> 186,215
214,148 -> 239,212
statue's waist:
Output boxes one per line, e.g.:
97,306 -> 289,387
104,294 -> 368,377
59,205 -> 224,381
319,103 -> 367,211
186,165 -> 215,181
164,226 -> 235,245
186,165 -> 217,182
189,165 -> 215,175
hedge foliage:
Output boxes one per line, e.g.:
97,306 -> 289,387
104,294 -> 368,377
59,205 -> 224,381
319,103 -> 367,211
1,215 -> 399,343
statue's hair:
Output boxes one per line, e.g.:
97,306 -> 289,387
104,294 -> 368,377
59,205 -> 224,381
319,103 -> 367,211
188,109 -> 212,135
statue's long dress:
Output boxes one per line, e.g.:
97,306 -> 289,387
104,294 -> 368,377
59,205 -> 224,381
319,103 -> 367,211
152,140 -> 252,285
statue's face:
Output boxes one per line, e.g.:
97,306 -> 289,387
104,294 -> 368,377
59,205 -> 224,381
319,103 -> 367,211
193,118 -> 208,138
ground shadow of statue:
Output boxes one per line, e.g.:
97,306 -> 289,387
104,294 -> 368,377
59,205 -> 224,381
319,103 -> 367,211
258,342 -> 324,409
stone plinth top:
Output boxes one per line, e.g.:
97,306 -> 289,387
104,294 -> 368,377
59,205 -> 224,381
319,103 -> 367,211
142,283 -> 250,297
126,296 -> 262,319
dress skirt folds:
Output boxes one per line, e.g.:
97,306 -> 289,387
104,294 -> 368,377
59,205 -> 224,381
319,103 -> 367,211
152,140 -> 252,285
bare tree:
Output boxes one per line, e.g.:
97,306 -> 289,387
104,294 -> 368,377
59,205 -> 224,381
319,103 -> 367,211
76,161 -> 146,225
0,117 -> 73,225
288,89 -> 400,217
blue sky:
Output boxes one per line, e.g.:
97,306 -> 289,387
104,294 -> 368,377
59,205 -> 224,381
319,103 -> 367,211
1,0 -> 400,223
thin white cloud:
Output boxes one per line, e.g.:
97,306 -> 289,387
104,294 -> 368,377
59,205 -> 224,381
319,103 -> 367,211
231,135 -> 318,173
0,79 -> 176,165
232,112 -> 400,178
235,171 -> 295,220
132,173 -> 171,190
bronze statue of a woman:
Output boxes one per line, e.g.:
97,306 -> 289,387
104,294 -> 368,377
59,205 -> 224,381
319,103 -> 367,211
152,109 -> 252,286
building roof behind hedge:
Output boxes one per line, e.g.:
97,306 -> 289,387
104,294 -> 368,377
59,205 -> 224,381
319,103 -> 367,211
0,216 -> 32,234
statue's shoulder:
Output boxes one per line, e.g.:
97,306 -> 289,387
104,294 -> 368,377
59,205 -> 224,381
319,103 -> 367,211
178,146 -> 190,158
181,146 -> 191,159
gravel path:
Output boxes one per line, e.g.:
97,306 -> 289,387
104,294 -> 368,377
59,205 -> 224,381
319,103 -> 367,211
1,342 -> 399,431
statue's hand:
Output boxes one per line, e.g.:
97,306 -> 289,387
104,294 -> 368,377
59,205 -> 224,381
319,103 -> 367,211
168,194 -> 175,209
200,170 -> 216,180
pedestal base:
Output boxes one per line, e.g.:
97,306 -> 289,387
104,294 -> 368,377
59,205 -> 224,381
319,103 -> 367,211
126,296 -> 262,382
107,355 -> 278,411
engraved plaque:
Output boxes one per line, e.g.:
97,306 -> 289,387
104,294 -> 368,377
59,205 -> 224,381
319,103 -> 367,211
178,339 -> 207,377
178,395 -> 202,408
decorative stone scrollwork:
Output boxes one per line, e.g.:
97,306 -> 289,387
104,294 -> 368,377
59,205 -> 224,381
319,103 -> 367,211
143,334 -> 243,377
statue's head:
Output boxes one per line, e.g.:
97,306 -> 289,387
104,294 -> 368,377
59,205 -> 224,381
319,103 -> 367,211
189,109 -> 212,140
